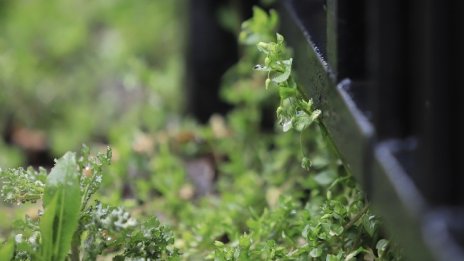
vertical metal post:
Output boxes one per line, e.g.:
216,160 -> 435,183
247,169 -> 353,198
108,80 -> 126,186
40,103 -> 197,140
185,0 -> 259,122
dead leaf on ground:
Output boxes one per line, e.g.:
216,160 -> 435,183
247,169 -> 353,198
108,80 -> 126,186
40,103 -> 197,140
209,114 -> 231,138
179,184 -> 195,200
185,158 -> 215,198
11,127 -> 47,151
132,132 -> 155,155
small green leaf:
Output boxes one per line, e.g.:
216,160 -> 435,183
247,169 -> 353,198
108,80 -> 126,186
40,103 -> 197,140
253,6 -> 268,25
293,112 -> 313,132
272,59 -> 292,83
376,239 -> 389,257
276,33 -> 284,43
311,156 -> 329,168
282,119 -> 293,132
362,215 -> 377,237
300,99 -> 314,112
264,57 -> 270,66
314,171 -> 337,186
309,247 -> 322,257
326,253 -> 342,261
302,225 -> 310,238
345,247 -> 365,260
233,247 -> 240,259
329,224 -> 344,236
311,109 -> 322,121
257,42 -> 272,54
214,241 -> 225,247
333,201 -> 347,215
239,234 -> 251,249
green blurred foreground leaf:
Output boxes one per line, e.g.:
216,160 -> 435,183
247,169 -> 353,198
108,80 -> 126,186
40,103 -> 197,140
0,239 -> 14,261
40,153 -> 81,261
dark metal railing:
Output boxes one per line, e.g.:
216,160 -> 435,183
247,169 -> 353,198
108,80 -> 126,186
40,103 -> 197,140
279,0 -> 464,260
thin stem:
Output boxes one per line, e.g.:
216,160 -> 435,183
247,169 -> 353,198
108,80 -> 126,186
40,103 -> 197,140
299,132 -> 307,159
17,193 -> 43,202
344,204 -> 369,230
296,82 -> 309,102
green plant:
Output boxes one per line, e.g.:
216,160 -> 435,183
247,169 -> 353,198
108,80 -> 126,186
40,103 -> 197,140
0,146 -> 178,260
208,7 -> 401,261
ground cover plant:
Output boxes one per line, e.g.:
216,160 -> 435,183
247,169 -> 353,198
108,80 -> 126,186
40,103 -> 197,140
0,2 -> 401,261
0,146 -> 178,260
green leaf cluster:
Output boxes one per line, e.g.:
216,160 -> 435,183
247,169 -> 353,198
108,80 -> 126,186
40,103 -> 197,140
255,34 -> 321,133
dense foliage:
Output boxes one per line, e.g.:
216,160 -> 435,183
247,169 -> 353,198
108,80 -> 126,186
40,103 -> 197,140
0,2 -> 401,261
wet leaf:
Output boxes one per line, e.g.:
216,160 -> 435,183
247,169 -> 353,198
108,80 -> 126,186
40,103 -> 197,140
272,59 -> 292,83
40,152 -> 81,261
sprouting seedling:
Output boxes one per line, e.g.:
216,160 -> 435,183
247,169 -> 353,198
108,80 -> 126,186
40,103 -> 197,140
254,33 -> 322,171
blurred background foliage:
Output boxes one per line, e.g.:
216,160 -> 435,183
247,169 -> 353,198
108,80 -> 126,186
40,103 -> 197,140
0,0 -> 187,243
0,0 -> 185,164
